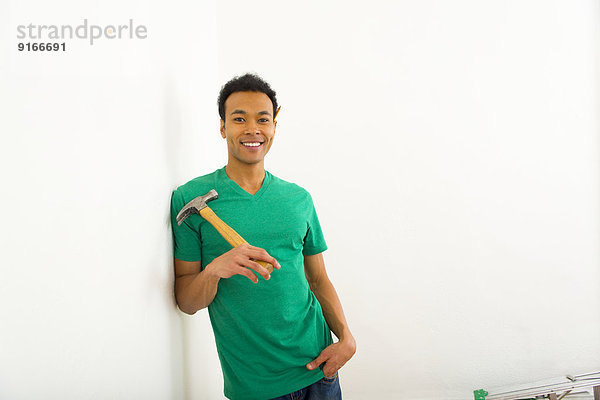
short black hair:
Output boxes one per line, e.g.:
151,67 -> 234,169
217,73 -> 278,120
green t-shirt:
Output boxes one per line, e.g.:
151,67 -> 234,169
170,167 -> 333,399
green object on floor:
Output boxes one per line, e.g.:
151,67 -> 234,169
474,389 -> 488,400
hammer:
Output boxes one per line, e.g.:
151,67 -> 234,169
176,189 -> 274,274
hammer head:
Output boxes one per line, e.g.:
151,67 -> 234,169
176,189 -> 218,226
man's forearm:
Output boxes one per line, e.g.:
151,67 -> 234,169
304,255 -> 356,375
310,278 -> 354,343
176,267 -> 220,315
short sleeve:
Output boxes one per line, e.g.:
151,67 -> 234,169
170,189 -> 202,261
302,193 -> 328,256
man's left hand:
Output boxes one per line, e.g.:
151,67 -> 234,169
306,337 -> 356,378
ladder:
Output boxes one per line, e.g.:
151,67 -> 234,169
475,372 -> 600,400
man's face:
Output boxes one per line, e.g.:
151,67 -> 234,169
220,91 -> 277,166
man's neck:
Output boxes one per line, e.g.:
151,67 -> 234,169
224,159 -> 266,195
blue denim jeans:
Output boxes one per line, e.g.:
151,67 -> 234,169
268,372 -> 342,400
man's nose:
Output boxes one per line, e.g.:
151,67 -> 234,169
244,121 -> 260,134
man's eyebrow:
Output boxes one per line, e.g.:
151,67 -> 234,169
229,109 -> 273,117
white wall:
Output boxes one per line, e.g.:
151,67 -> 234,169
214,1 -> 600,399
1,1 -> 598,400
0,0 -> 218,398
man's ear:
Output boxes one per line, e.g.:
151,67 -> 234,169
220,119 -> 226,138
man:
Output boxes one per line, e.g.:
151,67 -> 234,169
170,73 -> 356,400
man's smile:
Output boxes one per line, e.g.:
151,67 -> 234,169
240,141 -> 264,149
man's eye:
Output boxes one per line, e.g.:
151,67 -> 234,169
233,117 -> 245,122
259,118 -> 270,123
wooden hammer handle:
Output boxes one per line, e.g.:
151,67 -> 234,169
199,206 -> 274,274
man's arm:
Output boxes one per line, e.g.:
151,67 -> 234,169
174,258 -> 220,315
304,253 -> 356,377
174,244 -> 280,315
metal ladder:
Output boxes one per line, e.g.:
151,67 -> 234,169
474,372 -> 600,400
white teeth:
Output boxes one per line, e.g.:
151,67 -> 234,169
242,142 -> 262,147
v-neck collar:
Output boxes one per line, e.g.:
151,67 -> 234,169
218,166 -> 272,200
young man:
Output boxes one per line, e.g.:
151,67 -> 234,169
170,73 -> 356,400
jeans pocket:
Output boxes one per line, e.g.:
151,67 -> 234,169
321,371 -> 338,383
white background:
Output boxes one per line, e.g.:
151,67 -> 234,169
1,1 -> 598,399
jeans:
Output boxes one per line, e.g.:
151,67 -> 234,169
268,372 -> 342,400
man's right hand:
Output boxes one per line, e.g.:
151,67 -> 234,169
205,243 -> 281,284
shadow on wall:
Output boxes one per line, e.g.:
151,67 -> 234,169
162,76 -> 191,400
163,75 -> 184,185
161,73 -> 228,399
